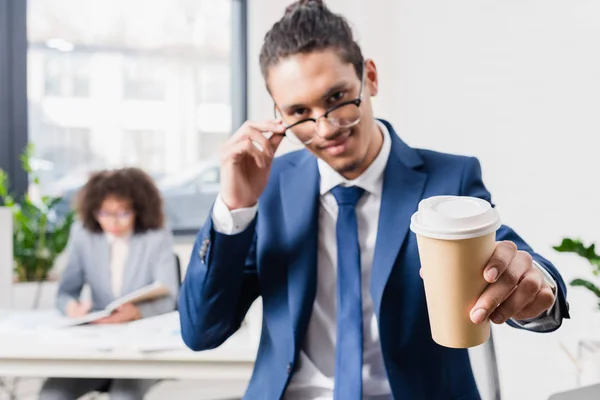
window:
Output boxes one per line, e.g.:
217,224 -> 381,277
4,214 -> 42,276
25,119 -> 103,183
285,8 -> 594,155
197,63 -> 231,104
123,58 -> 167,101
34,126 -> 93,175
121,130 -> 166,173
43,52 -> 91,97
30,126 -> 95,195
17,0 -> 247,233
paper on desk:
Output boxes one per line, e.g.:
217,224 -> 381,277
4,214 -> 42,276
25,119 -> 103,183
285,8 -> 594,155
0,310 -> 71,332
38,324 -> 130,351
0,310 -> 127,350
121,311 -> 186,352
0,310 -> 188,352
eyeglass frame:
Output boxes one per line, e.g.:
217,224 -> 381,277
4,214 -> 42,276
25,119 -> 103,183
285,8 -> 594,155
95,210 -> 134,225
273,64 -> 366,145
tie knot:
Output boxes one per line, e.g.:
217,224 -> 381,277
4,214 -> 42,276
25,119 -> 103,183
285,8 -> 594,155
330,185 -> 364,207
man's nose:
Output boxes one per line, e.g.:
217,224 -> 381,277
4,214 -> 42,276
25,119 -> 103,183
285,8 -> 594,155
105,218 -> 119,228
315,117 -> 339,140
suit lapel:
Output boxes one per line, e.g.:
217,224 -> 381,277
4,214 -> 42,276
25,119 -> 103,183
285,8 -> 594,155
280,153 -> 320,354
370,120 -> 428,318
277,121 -> 427,351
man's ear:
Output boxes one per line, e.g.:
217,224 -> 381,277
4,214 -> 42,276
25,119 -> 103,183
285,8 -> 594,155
364,59 -> 379,97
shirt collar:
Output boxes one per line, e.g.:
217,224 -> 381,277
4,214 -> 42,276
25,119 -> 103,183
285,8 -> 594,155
105,232 -> 132,244
318,119 -> 391,196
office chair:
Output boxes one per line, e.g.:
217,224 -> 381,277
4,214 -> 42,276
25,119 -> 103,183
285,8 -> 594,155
174,253 -> 182,310
469,328 -> 502,400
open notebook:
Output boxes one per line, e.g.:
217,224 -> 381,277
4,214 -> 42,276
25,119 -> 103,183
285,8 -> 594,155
59,282 -> 170,327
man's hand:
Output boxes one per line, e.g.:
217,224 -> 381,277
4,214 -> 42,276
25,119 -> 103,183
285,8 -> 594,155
220,120 -> 286,210
65,300 -> 92,318
92,303 -> 141,325
469,241 -> 555,325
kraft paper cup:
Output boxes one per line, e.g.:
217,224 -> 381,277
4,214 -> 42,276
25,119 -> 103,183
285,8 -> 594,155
410,196 -> 501,348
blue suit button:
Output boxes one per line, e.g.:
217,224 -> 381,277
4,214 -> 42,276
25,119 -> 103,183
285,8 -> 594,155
287,362 -> 293,374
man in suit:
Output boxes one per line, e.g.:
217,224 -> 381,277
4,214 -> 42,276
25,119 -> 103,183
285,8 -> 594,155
179,1 -> 569,399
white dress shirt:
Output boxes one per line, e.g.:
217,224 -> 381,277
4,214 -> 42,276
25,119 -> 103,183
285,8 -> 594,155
211,121 -> 557,400
106,233 -> 130,298
214,121 -> 393,399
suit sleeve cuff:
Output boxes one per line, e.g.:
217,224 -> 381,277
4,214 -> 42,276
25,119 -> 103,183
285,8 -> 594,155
211,194 -> 258,235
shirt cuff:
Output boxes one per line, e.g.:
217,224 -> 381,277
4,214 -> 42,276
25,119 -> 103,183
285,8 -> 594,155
211,194 -> 258,235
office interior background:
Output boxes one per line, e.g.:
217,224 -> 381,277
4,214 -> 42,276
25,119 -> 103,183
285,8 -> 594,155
1,0 -> 599,399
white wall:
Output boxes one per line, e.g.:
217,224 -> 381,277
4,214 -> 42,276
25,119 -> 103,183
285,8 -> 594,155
246,1 -> 600,399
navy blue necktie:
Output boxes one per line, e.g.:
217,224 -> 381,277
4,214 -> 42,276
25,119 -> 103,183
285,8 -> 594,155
331,185 -> 365,400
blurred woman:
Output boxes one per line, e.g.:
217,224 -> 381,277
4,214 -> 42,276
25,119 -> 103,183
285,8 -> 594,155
39,167 -> 180,400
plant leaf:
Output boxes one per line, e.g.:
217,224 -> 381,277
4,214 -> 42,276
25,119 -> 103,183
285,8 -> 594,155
554,238 -> 600,268
571,278 -> 600,298
19,143 -> 35,174
0,169 -> 10,199
9,142 -> 78,281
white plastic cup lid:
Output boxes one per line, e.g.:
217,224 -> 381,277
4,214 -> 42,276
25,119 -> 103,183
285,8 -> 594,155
410,196 -> 501,240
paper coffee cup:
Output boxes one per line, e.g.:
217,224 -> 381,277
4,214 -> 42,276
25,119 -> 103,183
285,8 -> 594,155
410,196 -> 501,348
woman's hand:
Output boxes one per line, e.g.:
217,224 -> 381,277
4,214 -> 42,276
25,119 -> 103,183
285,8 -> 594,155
65,300 -> 92,318
93,303 -> 142,324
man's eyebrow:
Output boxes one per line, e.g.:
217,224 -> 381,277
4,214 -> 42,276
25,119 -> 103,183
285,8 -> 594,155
281,81 -> 351,112
320,82 -> 350,101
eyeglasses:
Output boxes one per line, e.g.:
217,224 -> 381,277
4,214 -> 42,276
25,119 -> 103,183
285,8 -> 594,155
274,67 -> 366,146
95,210 -> 133,224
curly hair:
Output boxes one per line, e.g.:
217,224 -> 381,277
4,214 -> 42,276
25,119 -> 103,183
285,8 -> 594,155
75,168 -> 165,233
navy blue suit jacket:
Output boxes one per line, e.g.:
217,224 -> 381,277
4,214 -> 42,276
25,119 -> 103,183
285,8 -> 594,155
179,120 -> 568,400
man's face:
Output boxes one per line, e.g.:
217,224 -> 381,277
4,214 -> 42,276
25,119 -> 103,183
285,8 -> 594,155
268,50 -> 380,177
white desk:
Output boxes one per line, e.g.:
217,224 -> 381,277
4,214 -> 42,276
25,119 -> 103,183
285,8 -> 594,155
0,311 -> 256,381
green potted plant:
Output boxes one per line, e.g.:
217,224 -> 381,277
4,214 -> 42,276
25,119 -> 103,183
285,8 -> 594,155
554,238 -> 600,305
0,144 -> 75,308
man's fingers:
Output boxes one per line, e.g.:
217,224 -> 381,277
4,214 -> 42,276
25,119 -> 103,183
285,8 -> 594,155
269,131 -> 285,154
222,119 -> 289,170
225,138 -> 270,168
244,138 -> 270,169
470,253 -> 530,324
230,120 -> 287,143
262,133 -> 286,168
484,241 -> 518,283
223,121 -> 289,168
489,268 -> 544,324
246,120 -> 287,134
247,129 -> 276,158
512,286 -> 555,321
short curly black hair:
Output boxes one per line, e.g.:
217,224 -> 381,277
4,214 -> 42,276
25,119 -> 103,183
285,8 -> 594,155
75,168 -> 164,233
259,0 -> 364,83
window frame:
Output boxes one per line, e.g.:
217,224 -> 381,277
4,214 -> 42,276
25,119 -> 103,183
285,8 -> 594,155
0,0 -> 28,200
0,0 -> 248,236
